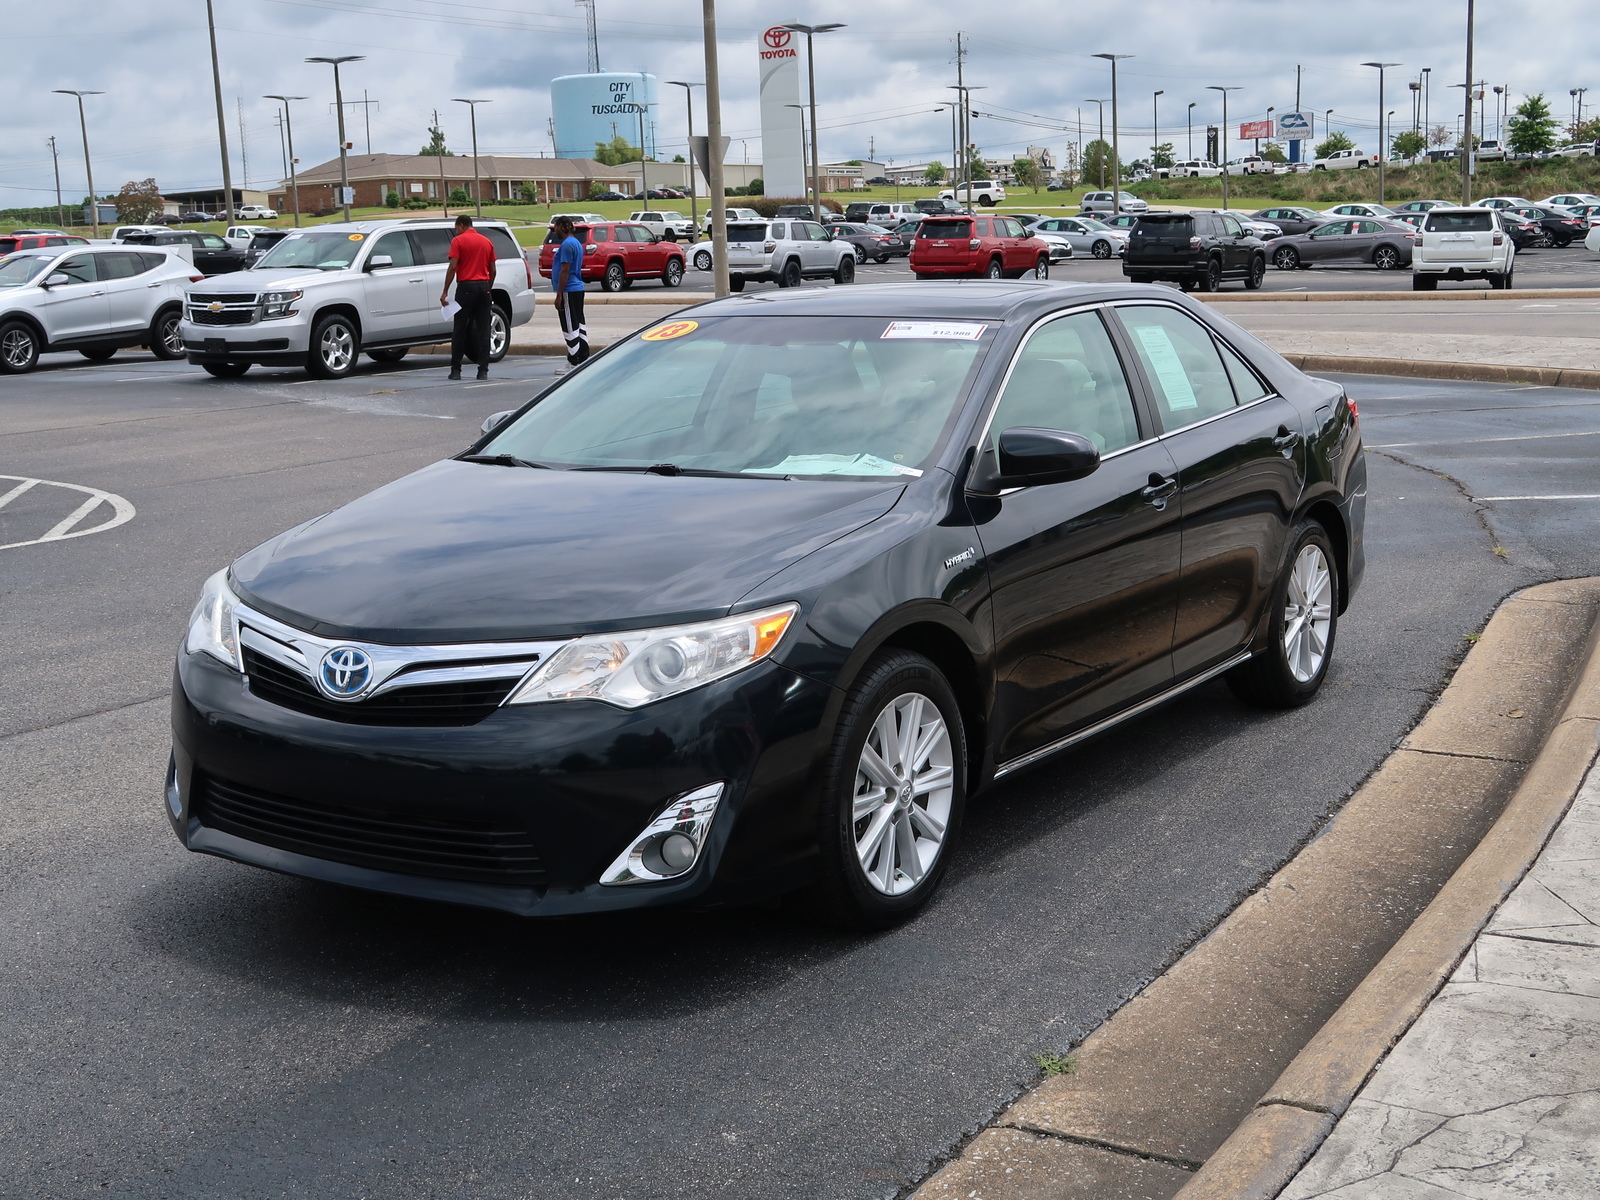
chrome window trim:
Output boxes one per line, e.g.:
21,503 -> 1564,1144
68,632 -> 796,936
233,600 -> 567,703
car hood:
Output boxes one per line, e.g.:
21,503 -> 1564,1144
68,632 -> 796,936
203,267 -> 330,290
230,460 -> 906,642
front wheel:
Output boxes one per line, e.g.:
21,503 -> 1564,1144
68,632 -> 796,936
202,362 -> 250,378
833,255 -> 855,285
1245,255 -> 1266,289
307,313 -> 358,379
1273,246 -> 1300,270
0,321 -> 41,374
78,345 -> 117,361
1092,239 -> 1113,259
1373,245 -> 1401,270
1227,521 -> 1338,708
150,308 -> 186,360
803,651 -> 966,929
692,247 -> 712,271
661,257 -> 684,287
1031,254 -> 1049,280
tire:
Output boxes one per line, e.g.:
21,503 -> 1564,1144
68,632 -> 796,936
1226,520 -> 1339,708
202,362 -> 250,378
875,253 -> 889,264
306,312 -> 358,379
1503,267 -> 1514,289
661,257 -> 684,288
692,248 -> 712,271
149,307 -> 186,360
0,320 -> 41,374
1092,239 -> 1113,259
662,230 -> 677,243
833,255 -> 855,285
802,650 -> 967,930
601,259 -> 627,292
1196,257 -> 1223,292
1127,273 -> 1154,283
78,345 -> 117,361
984,258 -> 1004,279
1031,254 -> 1050,280
779,258 -> 802,288
1373,245 -> 1401,270
1412,274 -> 1438,291
487,304 -> 510,362
728,276 -> 746,292
1245,254 -> 1266,289
1556,237 -> 1573,248
367,347 -> 409,363
1273,246 -> 1300,270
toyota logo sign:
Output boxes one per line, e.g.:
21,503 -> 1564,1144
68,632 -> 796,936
763,27 -> 792,49
318,646 -> 373,699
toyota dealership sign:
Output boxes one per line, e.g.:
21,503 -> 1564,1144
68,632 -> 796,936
758,26 -> 804,195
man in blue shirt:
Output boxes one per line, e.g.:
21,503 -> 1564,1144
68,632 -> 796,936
550,215 -> 589,365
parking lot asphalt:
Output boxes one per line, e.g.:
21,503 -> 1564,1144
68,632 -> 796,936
3,359 -> 1598,1199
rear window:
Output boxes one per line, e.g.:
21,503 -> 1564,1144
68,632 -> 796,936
727,224 -> 770,243
543,227 -> 594,245
919,219 -> 971,238
1132,215 -> 1194,239
484,227 -> 520,259
1425,212 -> 1493,233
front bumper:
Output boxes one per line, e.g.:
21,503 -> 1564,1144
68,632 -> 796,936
169,648 -> 836,917
181,311 -> 310,363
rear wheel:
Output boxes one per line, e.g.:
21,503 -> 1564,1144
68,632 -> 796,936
0,321 -> 41,374
1373,245 -> 1401,270
78,345 -> 117,361
149,307 -> 185,360
487,304 -> 510,362
802,651 -> 966,930
307,313 -> 358,379
779,258 -> 803,288
728,276 -> 746,292
367,347 -> 409,363
661,257 -> 684,287
202,362 -> 250,379
1412,274 -> 1438,291
1227,521 -> 1338,708
1245,255 -> 1267,289
601,259 -> 627,292
1196,257 -> 1223,292
833,255 -> 855,285
984,257 -> 1004,279
1273,246 -> 1300,270
1092,239 -> 1113,259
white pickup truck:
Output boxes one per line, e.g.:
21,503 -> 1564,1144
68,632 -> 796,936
1313,148 -> 1380,170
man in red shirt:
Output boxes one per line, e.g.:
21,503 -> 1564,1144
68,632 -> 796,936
440,214 -> 496,380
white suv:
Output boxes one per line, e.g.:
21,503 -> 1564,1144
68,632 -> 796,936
177,219 -> 539,379
1078,191 -> 1149,214
235,205 -> 279,220
938,180 -> 1006,206
0,244 -> 200,373
1412,207 -> 1515,290
629,210 -> 697,241
723,218 -> 857,291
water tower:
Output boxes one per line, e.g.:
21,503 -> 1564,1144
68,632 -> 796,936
551,72 -> 658,160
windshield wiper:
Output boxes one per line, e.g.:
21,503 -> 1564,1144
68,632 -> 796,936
458,453 -> 553,470
571,463 -> 761,479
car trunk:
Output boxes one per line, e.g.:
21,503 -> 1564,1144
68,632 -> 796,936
1422,212 -> 1496,262
916,219 -> 973,263
725,223 -> 770,263
1128,215 -> 1195,258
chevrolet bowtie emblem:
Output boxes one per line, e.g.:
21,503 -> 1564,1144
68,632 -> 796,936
208,301 -> 224,312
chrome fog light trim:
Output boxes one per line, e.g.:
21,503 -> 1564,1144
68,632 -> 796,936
599,782 -> 725,886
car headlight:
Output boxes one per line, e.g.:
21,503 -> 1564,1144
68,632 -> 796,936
261,290 -> 301,319
506,603 -> 798,708
185,569 -> 240,670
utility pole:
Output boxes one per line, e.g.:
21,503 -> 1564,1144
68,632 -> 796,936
1093,55 -> 1133,216
363,90 -> 373,154
48,135 -> 63,229
1208,86 -> 1241,209
1152,89 -> 1163,172
204,0 -> 234,219
265,95 -> 307,225
452,97 -> 490,215
237,96 -> 249,188
1085,99 -> 1107,186
956,32 -> 966,196
1461,0 -> 1474,206
307,56 -> 363,221
1188,101 -> 1196,159
701,0 -> 728,297
274,109 -> 287,184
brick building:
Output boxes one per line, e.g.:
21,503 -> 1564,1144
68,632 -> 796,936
268,153 -> 637,213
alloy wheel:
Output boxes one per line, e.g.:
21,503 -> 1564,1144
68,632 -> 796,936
489,310 -> 508,358
1283,543 -> 1334,683
852,692 -> 955,896
1274,247 -> 1298,270
320,323 -> 354,372
1093,240 -> 1112,259
2,327 -> 38,370
1374,246 -> 1399,270
159,313 -> 185,357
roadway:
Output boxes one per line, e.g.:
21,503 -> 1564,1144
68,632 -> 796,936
2,357 -> 1597,1198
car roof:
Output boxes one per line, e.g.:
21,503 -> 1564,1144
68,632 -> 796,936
685,279 -> 1174,323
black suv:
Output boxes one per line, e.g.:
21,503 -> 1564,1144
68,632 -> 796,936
1123,211 -> 1267,292
914,198 -> 964,215
121,230 -> 247,276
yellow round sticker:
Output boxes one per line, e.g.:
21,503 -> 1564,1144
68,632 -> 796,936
642,320 -> 699,341
348,233 -> 365,241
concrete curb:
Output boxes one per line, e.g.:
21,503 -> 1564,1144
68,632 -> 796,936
1200,288 -> 1600,303
1174,584 -> 1600,1200
911,579 -> 1600,1200
1277,354 -> 1600,391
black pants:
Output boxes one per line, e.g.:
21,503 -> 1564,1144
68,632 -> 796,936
451,279 -> 492,370
556,290 -> 589,365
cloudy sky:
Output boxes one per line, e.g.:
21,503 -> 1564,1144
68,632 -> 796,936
4,0 -> 1587,205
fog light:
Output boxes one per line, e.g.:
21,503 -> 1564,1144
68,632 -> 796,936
165,757 -> 182,819
600,782 -> 724,886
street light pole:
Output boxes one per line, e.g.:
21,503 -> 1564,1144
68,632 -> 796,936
1362,63 -> 1401,205
785,103 -> 810,213
307,56 -> 364,221
48,136 -> 63,229
53,90 -> 103,234
1188,101 -> 1197,159
783,23 -> 844,223
1152,89 -> 1163,173
701,0 -> 728,297
264,95 -> 307,225
452,98 -> 491,215
1092,55 -> 1133,215
1085,99 -> 1107,187
1461,0 -> 1474,205
1207,86 -> 1241,209
667,80 -> 703,229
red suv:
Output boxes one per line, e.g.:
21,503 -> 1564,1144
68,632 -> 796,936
538,222 -> 687,292
0,233 -> 89,255
910,215 -> 1050,279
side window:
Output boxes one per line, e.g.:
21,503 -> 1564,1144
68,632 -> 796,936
54,255 -> 99,283
1310,221 -> 1348,238
990,310 -> 1141,455
410,228 -> 454,264
812,223 -> 832,242
485,228 -> 520,259
1358,220 -> 1384,234
99,251 -> 150,279
1216,338 -> 1272,404
1220,215 -> 1244,237
1116,305 -> 1238,427
368,230 -> 416,267
140,252 -> 168,272
972,218 -> 990,236
769,222 -> 787,239
199,234 -> 228,248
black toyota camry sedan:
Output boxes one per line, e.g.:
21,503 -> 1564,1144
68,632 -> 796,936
168,281 -> 1366,927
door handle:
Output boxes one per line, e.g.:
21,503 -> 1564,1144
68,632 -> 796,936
407,277 -> 425,283
91,290 -> 106,296
1141,473 -> 1178,507
1272,424 -> 1300,452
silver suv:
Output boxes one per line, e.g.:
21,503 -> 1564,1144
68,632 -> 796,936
178,219 -> 538,380
723,218 -> 856,291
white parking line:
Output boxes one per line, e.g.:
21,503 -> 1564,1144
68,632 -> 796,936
1371,429 -> 1600,448
1478,494 -> 1600,501
0,475 -> 136,550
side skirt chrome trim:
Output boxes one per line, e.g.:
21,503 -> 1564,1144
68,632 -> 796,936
992,648 -> 1255,781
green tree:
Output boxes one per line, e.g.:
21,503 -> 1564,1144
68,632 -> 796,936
1150,142 -> 1176,169
1259,141 -> 1286,164
1082,139 -> 1118,187
593,134 -> 643,166
1012,158 -> 1041,191
964,150 -> 987,180
1392,129 -> 1427,159
447,186 -> 470,204
922,160 -> 946,184
1314,131 -> 1354,159
1508,93 -> 1559,155
419,122 -> 452,156
1570,116 -> 1600,143
671,154 -> 685,163
113,178 -> 164,224
746,177 -> 764,195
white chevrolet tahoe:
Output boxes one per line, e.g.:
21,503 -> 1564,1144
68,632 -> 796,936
628,210 -> 697,241
1412,207 -> 1515,290
177,219 -> 538,379
938,180 -> 1006,206
722,218 -> 856,291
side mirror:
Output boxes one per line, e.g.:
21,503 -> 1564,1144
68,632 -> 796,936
996,428 -> 1101,487
480,409 -> 515,434
43,273 -> 70,289
367,254 -> 394,270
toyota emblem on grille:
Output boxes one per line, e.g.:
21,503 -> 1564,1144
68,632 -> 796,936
208,301 -> 224,312
318,646 -> 373,698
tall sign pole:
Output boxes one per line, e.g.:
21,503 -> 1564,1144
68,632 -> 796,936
702,0 -> 728,297
1461,0 -> 1474,205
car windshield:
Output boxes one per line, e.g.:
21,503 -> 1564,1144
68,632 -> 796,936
481,316 -> 994,479
253,230 -> 368,270
0,253 -> 54,288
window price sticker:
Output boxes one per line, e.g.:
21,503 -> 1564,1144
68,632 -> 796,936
881,321 -> 987,341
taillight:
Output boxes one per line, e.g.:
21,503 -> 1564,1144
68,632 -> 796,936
1493,233 -> 1504,245
764,240 -> 776,252
968,238 -> 982,250
1189,236 -> 1202,249
584,243 -> 597,254
1344,395 -> 1359,421
524,255 -> 533,288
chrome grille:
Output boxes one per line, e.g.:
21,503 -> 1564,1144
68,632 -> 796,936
190,293 -> 258,304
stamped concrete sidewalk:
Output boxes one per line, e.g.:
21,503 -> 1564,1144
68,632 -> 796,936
1280,764 -> 1600,1200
